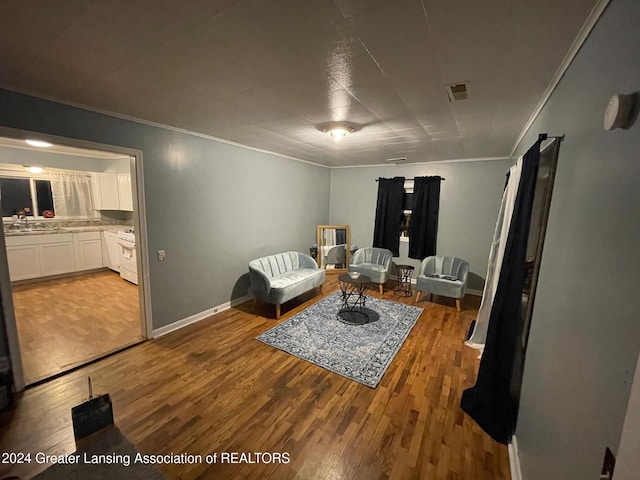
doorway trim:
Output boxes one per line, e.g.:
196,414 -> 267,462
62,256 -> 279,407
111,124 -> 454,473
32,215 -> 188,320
0,125 -> 152,391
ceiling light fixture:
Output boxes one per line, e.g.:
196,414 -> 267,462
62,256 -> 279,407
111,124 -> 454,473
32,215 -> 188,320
24,166 -> 44,174
320,122 -> 359,141
25,139 -> 53,148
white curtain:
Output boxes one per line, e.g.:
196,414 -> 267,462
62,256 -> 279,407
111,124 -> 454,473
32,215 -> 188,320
50,172 -> 94,217
465,157 -> 523,353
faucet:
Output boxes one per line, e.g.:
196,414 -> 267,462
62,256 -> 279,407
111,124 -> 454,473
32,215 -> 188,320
18,208 -> 31,227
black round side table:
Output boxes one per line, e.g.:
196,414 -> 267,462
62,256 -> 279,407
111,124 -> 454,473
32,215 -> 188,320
394,264 -> 415,297
338,273 -> 371,324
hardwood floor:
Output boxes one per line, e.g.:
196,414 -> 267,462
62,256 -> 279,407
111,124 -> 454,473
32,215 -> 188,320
12,269 -> 143,385
0,272 -> 510,479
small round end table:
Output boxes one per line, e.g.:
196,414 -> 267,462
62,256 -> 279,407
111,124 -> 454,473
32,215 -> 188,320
338,273 -> 371,324
394,264 -> 415,297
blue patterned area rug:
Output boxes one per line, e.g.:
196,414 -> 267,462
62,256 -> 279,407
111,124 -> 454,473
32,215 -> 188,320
256,292 -> 423,388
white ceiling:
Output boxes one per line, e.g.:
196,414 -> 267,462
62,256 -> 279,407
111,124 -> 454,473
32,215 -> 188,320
0,0 -> 600,167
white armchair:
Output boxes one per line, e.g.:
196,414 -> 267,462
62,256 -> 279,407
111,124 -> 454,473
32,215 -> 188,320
414,256 -> 469,311
348,247 -> 393,294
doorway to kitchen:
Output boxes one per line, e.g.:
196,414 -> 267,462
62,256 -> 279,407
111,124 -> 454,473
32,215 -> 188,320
0,134 -> 148,387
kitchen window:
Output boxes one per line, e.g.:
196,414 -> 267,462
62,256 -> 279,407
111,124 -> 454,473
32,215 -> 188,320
1,171 -> 95,219
0,177 -> 54,218
0,177 -> 34,217
35,179 -> 54,215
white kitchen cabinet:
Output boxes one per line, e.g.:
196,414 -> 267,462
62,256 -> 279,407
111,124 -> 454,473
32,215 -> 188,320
6,233 -> 76,281
40,242 -> 76,276
6,245 -> 41,281
73,232 -> 104,271
102,231 -> 120,272
92,173 -> 119,210
92,172 -> 132,211
117,173 -> 133,211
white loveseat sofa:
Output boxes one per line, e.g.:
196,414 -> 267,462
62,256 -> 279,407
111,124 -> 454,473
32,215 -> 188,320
249,252 -> 325,319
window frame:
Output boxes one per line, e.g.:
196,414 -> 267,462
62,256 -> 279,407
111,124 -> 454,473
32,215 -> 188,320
400,181 -> 413,242
0,167 -> 98,221
0,176 -> 35,218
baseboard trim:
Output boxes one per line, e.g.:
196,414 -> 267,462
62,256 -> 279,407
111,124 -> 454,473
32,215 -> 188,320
152,294 -> 252,338
508,435 -> 523,480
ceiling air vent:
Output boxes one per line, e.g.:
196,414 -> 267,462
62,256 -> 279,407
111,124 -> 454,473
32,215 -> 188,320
446,83 -> 469,102
386,157 -> 408,163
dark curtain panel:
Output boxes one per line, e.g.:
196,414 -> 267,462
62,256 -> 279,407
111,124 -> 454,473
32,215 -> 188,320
336,229 -> 346,245
408,176 -> 442,260
372,177 -> 405,256
460,139 -> 542,444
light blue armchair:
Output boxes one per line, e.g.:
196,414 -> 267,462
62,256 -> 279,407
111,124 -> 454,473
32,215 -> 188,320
348,247 -> 393,294
414,256 -> 469,311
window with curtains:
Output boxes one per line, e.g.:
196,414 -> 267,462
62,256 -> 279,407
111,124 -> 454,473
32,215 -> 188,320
373,176 -> 441,258
49,172 -> 95,217
0,169 -> 97,219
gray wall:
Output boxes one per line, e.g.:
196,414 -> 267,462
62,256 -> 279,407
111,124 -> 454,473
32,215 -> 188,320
0,89 -> 330,329
329,159 -> 512,291
0,144 -> 129,172
615,353 -> 640,479
513,0 -> 640,478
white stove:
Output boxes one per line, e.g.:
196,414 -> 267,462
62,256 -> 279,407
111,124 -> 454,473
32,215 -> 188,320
117,229 -> 135,244
117,228 -> 137,285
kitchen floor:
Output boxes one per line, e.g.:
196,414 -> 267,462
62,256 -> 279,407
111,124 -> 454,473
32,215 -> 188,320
12,269 -> 142,385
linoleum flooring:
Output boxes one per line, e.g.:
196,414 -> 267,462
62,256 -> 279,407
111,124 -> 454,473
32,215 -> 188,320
12,269 -> 142,385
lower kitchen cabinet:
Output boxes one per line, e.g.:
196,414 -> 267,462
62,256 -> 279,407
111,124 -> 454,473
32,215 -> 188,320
5,244 -> 41,281
40,242 -> 77,276
6,233 -> 76,281
73,232 -> 104,271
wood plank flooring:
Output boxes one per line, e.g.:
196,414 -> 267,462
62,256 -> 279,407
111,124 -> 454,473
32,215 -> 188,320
0,272 -> 510,479
12,269 -> 142,385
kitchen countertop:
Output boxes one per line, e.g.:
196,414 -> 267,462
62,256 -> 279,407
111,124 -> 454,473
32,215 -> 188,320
3,225 -> 132,237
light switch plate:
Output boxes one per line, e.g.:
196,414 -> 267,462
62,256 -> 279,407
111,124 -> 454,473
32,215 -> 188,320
157,250 -> 166,262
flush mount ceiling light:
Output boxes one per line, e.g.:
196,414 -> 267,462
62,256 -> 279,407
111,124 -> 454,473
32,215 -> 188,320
24,165 -> 44,174
319,122 -> 360,141
25,139 -> 53,148
325,125 -> 353,141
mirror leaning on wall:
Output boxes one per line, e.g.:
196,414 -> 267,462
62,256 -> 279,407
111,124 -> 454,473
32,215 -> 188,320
315,224 -> 351,270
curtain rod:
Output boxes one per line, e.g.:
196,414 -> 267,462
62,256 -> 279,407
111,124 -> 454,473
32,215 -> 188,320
375,176 -> 445,182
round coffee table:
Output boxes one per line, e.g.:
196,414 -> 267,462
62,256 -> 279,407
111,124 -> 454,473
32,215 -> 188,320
338,273 -> 371,323
394,264 -> 415,297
